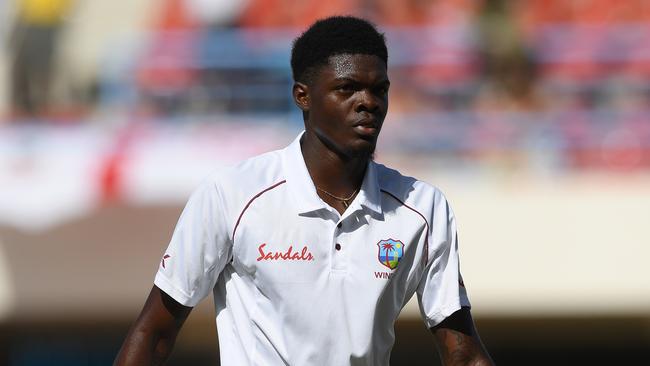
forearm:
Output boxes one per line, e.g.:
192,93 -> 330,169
114,286 -> 191,366
436,328 -> 494,366
114,325 -> 178,366
433,308 -> 495,366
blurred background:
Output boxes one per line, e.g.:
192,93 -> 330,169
0,0 -> 649,365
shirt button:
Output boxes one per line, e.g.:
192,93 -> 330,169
337,222 -> 342,228
335,243 -> 341,251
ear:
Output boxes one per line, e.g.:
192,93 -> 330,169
292,82 -> 309,112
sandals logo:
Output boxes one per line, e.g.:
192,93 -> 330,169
256,243 -> 314,261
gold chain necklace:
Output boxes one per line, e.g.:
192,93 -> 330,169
316,186 -> 359,208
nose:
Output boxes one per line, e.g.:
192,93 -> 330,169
354,89 -> 381,113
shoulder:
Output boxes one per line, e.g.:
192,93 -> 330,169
376,163 -> 447,206
375,162 -> 453,223
203,148 -> 286,201
186,149 -> 287,235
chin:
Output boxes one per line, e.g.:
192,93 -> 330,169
346,138 -> 377,159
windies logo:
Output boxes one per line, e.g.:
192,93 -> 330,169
377,239 -> 404,270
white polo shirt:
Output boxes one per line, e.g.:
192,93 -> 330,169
154,133 -> 470,365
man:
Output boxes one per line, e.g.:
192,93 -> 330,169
10,0 -> 74,117
114,16 -> 494,366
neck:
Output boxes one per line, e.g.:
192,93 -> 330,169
300,132 -> 369,198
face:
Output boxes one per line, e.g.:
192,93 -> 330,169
294,53 -> 390,159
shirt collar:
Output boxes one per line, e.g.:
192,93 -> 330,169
282,132 -> 324,214
281,131 -> 383,216
358,160 -> 383,215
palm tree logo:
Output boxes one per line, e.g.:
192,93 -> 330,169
381,242 -> 395,267
377,239 -> 404,270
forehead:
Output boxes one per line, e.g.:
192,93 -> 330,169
315,54 -> 388,83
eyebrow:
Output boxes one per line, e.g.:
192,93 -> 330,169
333,77 -> 390,86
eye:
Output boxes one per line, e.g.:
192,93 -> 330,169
375,85 -> 389,96
337,83 -> 354,92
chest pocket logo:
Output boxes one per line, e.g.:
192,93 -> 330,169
377,239 -> 404,270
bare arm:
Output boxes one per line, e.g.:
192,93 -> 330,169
431,307 -> 495,366
114,285 -> 192,366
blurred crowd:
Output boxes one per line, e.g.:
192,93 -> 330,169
1,0 -> 649,170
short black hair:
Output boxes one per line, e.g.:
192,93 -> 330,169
291,16 -> 388,84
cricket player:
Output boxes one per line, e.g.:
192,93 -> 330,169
115,16 -> 494,366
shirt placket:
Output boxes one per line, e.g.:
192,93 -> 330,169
331,202 -> 365,273
331,215 -> 348,273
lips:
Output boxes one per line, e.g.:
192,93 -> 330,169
353,118 -> 380,137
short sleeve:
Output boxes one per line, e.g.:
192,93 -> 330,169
154,177 -> 231,307
416,193 -> 471,328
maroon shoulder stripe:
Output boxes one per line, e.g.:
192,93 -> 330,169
380,189 -> 430,266
232,180 -> 286,241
